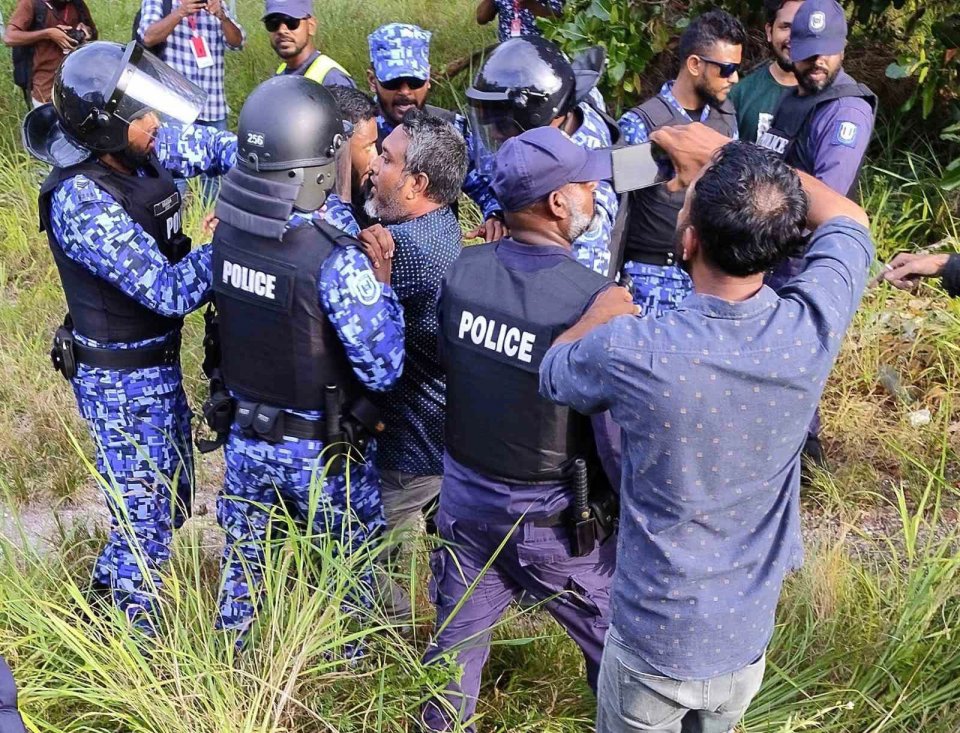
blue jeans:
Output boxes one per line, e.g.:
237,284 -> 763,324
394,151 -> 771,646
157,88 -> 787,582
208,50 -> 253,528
176,117 -> 227,204
597,626 -> 765,733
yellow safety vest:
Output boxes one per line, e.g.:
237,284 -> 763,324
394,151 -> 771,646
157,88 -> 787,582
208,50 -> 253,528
276,54 -> 350,85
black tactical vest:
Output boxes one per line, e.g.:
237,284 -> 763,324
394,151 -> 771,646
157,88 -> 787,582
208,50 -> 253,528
441,243 -> 610,482
757,81 -> 876,198
623,96 -> 736,263
212,217 -> 359,411
39,156 -> 188,342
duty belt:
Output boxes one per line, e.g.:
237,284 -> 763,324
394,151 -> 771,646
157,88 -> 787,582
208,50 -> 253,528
625,249 -> 677,268
50,321 -> 181,379
234,401 -> 326,442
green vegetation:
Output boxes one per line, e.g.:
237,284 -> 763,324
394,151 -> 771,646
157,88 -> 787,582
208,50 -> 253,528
1,0 -> 960,731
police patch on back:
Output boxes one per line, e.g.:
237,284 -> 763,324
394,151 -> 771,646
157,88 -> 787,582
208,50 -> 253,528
445,304 -> 551,374
213,243 -> 294,312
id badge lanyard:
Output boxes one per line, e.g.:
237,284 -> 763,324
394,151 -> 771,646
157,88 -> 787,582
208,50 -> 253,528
510,0 -> 522,37
187,9 -> 214,69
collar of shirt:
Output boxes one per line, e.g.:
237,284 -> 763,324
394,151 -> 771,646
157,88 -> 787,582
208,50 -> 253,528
494,237 -> 576,272
386,205 -> 451,235
660,80 -> 711,123
287,49 -> 321,75
682,285 -> 778,319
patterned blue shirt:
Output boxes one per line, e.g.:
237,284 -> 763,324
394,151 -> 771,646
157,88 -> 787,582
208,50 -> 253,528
570,99 -> 619,275
373,207 -> 462,474
137,0 -> 246,122
540,218 -> 873,679
377,112 -> 502,221
491,0 -> 566,42
48,124 -> 238,350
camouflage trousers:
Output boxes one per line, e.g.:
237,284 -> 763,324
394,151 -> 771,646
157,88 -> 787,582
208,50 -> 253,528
72,363 -> 194,629
215,426 -> 386,644
622,261 -> 692,317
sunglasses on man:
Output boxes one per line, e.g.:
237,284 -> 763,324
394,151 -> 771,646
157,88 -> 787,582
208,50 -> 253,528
377,76 -> 428,91
696,56 -> 740,78
264,14 -> 304,33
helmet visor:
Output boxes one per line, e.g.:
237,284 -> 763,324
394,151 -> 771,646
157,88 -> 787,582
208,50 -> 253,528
467,102 -> 528,176
109,42 -> 207,131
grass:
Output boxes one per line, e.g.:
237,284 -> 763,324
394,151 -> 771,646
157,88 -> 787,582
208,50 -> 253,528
1,0 -> 960,731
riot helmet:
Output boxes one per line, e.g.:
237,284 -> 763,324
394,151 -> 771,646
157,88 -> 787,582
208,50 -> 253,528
467,37 -> 577,174
23,41 -> 206,166
233,75 -> 347,213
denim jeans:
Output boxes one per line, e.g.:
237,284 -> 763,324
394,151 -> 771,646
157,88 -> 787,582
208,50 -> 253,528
597,626 -> 765,733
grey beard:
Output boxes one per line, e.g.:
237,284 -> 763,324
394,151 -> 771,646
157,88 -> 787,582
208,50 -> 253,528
567,208 -> 595,243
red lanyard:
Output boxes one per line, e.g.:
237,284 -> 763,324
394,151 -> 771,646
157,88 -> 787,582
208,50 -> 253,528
183,1 -> 199,34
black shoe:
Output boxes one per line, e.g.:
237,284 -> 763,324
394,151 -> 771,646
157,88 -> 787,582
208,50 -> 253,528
801,436 -> 828,484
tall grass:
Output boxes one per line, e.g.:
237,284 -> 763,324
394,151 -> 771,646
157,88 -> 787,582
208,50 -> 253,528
1,1 -> 960,731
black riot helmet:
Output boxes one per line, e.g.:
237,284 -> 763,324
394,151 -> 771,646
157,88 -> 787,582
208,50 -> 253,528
233,75 -> 347,213
22,41 -> 206,166
467,36 -> 577,174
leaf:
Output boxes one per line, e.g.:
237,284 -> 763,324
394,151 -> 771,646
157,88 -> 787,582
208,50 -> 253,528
922,80 -> 936,118
885,62 -> 911,79
609,60 -> 626,82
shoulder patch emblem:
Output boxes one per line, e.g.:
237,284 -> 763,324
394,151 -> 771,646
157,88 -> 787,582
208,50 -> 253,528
349,270 -> 382,306
834,120 -> 859,147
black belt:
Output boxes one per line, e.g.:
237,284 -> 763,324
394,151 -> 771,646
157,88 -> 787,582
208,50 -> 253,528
625,249 -> 677,268
74,333 -> 181,370
233,400 -> 326,441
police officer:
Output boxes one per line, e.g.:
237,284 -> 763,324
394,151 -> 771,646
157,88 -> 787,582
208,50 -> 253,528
265,0 -> 354,88
617,9 -> 745,316
421,127 -> 632,732
366,23 -> 505,242
757,0 -> 876,468
467,36 -> 620,275
23,41 -> 236,630
758,0 -> 875,198
207,75 -> 405,645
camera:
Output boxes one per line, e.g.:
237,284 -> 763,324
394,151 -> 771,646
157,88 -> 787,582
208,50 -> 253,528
66,27 -> 86,45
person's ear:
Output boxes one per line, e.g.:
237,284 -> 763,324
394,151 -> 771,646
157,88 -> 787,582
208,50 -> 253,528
408,171 -> 430,199
367,68 -> 378,95
306,16 -> 318,37
545,188 -> 569,220
764,23 -> 773,44
682,225 -> 699,262
686,54 -> 702,79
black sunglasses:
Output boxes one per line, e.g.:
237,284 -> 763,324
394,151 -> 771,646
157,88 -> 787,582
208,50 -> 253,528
697,56 -> 740,78
264,15 -> 302,32
378,76 -> 428,91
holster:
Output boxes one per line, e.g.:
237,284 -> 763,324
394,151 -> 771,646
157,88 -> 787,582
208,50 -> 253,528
196,370 -> 235,454
201,304 -> 221,380
50,319 -> 77,380
568,459 -> 621,556
323,387 -> 386,475
236,401 -> 287,444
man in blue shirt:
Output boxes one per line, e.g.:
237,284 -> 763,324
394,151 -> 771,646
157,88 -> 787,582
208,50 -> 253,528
540,123 -> 873,733
25,42 -> 237,630
475,0 -> 565,42
421,127 -> 631,732
358,109 -> 465,621
366,23 -> 505,242
617,9 -> 744,317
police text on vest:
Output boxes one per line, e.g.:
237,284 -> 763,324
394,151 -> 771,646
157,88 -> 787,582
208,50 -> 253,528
222,260 -> 277,300
458,310 -> 535,363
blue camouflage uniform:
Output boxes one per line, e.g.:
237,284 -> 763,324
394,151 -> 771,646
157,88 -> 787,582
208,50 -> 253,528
570,97 -> 619,275
618,81 -> 738,316
215,210 -> 405,643
368,24 -> 503,224
46,124 -> 237,627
